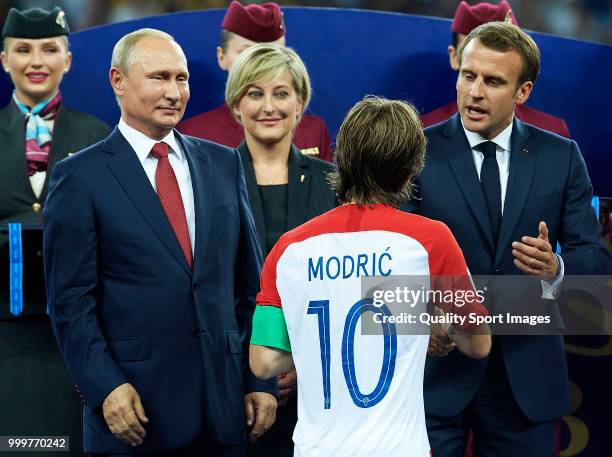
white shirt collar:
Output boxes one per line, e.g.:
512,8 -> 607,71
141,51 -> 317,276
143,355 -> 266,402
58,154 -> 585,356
118,118 -> 184,164
461,117 -> 513,153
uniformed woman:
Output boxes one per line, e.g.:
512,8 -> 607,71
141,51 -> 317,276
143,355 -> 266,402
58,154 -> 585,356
0,7 -> 109,455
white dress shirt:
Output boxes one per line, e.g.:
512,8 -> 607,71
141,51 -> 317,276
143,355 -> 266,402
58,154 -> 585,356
30,117 -> 55,198
463,119 -> 512,214
461,119 -> 563,298
118,119 -> 196,253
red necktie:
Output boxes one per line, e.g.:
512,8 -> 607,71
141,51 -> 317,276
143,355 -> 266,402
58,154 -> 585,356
150,142 -> 193,268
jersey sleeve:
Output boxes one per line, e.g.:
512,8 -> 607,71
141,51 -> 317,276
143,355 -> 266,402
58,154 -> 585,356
252,242 -> 291,352
430,222 -> 488,332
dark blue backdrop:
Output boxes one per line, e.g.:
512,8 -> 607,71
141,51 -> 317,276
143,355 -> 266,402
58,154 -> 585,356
0,7 -> 610,457
1,7 -> 611,196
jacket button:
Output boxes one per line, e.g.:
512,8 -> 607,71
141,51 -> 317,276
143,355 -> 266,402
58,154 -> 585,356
193,282 -> 200,291
32,202 -> 42,212
495,269 -> 503,275
192,328 -> 201,337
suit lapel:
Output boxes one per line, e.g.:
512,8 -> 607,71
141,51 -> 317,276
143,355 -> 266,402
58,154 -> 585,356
104,128 -> 191,276
287,145 -> 310,230
0,104 -> 36,201
444,115 -> 496,251
178,133 -> 212,275
237,142 -> 267,249
495,118 -> 534,266
45,107 -> 74,197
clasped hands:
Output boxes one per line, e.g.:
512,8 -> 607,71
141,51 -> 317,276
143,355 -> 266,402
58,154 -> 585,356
428,221 -> 558,357
102,383 -> 278,446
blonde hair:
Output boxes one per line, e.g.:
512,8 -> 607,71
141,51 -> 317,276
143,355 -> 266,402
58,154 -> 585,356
111,28 -> 175,73
328,96 -> 426,207
225,43 -> 311,114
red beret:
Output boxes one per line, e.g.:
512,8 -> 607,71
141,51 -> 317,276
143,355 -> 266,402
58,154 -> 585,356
451,0 -> 518,36
221,1 -> 285,43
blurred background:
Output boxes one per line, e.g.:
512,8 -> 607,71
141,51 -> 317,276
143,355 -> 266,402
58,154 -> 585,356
1,0 -> 611,45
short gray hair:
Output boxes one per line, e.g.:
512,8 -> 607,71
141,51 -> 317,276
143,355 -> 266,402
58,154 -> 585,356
111,28 -> 175,74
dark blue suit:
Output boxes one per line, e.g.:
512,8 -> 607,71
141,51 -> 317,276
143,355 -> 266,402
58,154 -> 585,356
405,115 -> 610,456
43,128 -> 276,454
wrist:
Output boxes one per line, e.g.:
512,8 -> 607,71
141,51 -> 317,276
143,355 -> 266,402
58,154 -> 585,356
545,253 -> 561,283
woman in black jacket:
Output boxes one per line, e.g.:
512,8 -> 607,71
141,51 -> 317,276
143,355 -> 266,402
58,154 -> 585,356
226,43 -> 336,456
0,8 -> 109,455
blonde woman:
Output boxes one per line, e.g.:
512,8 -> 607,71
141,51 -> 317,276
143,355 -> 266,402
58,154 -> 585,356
0,6 -> 109,453
226,43 -> 336,456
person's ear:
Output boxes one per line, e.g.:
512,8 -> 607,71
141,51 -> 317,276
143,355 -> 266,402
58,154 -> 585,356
64,51 -> 73,73
232,103 -> 242,124
515,81 -> 533,106
217,46 -> 228,71
0,51 -> 8,73
109,67 -> 125,96
296,100 -> 304,121
448,45 -> 460,71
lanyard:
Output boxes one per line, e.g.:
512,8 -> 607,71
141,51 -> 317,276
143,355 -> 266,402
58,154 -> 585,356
8,223 -> 23,316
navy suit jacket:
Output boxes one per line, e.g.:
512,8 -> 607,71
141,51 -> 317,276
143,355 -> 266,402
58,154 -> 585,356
43,128 -> 276,453
405,114 -> 610,422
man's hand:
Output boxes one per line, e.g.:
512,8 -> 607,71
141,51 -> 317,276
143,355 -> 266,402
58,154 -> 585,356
427,306 -> 457,357
102,383 -> 148,446
512,221 -> 558,279
245,392 -> 277,442
428,309 -> 456,357
278,370 -> 297,406
428,329 -> 456,356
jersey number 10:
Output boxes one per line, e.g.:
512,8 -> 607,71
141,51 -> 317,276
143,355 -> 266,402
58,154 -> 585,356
307,298 -> 397,409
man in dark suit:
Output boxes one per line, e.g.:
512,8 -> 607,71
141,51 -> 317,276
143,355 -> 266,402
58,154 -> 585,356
43,28 -> 277,456
421,0 -> 571,138
405,22 -> 610,457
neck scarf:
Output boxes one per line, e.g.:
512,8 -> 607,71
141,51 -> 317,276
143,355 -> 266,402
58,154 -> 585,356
13,91 -> 62,176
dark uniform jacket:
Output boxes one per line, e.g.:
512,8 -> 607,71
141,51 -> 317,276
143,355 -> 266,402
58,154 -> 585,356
180,103 -> 334,162
0,102 -> 109,318
237,141 -> 337,253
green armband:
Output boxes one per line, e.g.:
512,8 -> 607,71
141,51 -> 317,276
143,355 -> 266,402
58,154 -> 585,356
251,305 -> 291,352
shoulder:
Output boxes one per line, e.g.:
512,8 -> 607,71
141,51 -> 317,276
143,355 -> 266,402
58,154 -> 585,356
178,133 -> 241,172
298,113 -> 329,133
515,105 -> 570,137
59,107 -> 109,131
386,209 -> 454,241
0,102 -> 20,126
300,113 -> 326,126
0,103 -> 14,118
179,106 -> 228,130
303,154 -> 336,174
272,208 -> 338,257
424,116 -> 454,147
179,132 -> 236,157
52,136 -> 107,178
421,102 -> 457,128
521,120 -> 575,153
